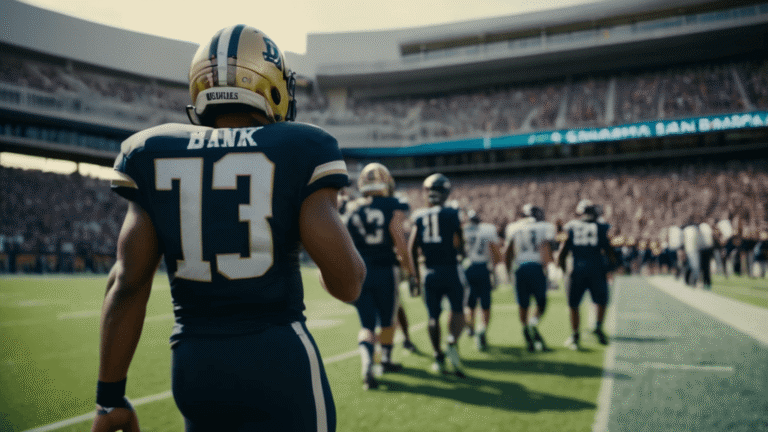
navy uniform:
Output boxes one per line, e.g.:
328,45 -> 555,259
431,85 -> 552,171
112,121 -> 347,430
558,200 -> 616,349
561,218 -> 613,309
346,196 -> 409,333
411,205 -> 466,319
409,173 -> 467,376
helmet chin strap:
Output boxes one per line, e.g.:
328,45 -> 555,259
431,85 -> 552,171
186,105 -> 202,125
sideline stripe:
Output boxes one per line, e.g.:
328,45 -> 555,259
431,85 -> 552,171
21,320 -> 429,432
647,276 -> 768,347
592,280 -> 618,432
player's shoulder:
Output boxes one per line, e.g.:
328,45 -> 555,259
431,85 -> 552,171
564,219 -> 580,231
411,206 -> 436,221
479,222 -> 498,236
269,121 -> 336,144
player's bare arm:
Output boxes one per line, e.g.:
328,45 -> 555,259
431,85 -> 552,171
490,240 -> 502,266
93,201 -> 161,432
504,239 -> 515,271
390,209 -> 415,276
407,225 -> 421,296
454,228 -> 465,260
557,240 -> 571,271
301,187 -> 365,303
539,241 -> 554,265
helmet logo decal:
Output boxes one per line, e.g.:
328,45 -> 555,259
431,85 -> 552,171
262,37 -> 283,71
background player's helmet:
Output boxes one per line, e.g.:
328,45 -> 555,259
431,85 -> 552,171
423,173 -> 451,205
467,209 -> 480,224
357,162 -> 395,196
187,25 -> 296,126
576,199 -> 599,220
522,203 -> 545,221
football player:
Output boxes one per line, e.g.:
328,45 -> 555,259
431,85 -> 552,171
344,162 -> 416,390
92,25 -> 365,432
408,173 -> 467,377
557,199 -> 617,350
462,210 -> 501,351
504,204 -> 556,352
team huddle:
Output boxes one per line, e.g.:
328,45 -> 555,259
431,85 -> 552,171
340,163 -> 617,389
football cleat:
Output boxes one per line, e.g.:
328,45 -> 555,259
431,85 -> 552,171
445,344 -> 466,377
363,372 -> 379,390
523,328 -> 536,352
402,339 -> 418,354
187,25 -> 296,126
593,327 -> 609,345
423,173 -> 451,206
431,354 -> 446,375
476,332 -> 488,351
564,333 -> 580,351
357,163 -> 395,197
529,326 -> 552,352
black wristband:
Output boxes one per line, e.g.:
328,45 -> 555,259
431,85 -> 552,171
96,379 -> 127,408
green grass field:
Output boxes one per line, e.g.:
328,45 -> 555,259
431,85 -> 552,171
1,270 -> 609,432
710,273 -> 768,309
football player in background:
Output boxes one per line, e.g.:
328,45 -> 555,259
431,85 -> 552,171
92,25 -> 365,432
463,210 -> 501,351
344,162 -> 416,390
504,204 -> 556,352
409,173 -> 467,377
558,199 -> 617,350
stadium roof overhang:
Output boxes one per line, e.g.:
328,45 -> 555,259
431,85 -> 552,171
316,22 -> 768,99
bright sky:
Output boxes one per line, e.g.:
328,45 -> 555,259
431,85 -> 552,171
21,0 -> 600,54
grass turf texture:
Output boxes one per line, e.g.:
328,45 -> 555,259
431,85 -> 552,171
709,274 -> 768,309
1,270 -> 608,432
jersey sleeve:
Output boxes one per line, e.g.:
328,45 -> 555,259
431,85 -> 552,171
109,130 -> 153,208
299,127 -> 349,200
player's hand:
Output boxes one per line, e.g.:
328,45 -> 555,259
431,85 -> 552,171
91,399 -> 140,432
409,276 -> 421,297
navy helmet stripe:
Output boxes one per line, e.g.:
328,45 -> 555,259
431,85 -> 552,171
227,24 -> 246,58
209,28 -> 224,60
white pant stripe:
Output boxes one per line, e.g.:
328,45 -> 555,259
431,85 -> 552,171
291,321 -> 328,432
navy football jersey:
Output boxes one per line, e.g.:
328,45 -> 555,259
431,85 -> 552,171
411,206 -> 462,268
345,196 -> 409,266
563,219 -> 612,267
110,122 -> 348,341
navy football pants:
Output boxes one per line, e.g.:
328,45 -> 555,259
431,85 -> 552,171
171,321 -> 336,432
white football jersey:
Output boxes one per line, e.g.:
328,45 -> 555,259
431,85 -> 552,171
668,225 -> 683,250
509,219 -> 556,265
464,222 -> 499,264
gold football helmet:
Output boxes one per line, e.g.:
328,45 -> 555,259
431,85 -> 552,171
187,25 -> 296,126
357,163 -> 395,197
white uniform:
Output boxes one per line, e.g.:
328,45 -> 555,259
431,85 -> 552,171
683,224 -> 702,286
464,222 -> 499,266
507,219 -> 556,266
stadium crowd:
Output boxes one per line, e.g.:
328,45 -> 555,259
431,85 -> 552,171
2,159 -> 766,279
2,48 -> 768,145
